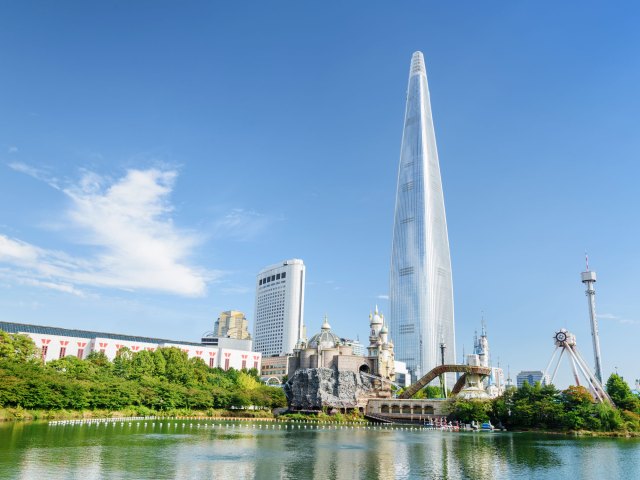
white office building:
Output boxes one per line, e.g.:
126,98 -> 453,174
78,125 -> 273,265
254,259 -> 306,356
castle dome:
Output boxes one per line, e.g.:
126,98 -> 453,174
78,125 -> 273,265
370,305 -> 383,326
308,316 -> 342,349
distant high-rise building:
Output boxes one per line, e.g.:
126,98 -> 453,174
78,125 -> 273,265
516,370 -> 550,388
389,51 -> 456,379
214,310 -> 251,340
342,338 -> 365,357
254,259 -> 306,356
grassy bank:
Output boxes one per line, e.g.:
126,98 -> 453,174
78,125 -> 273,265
0,407 -> 275,422
278,411 -> 368,424
512,427 -> 640,438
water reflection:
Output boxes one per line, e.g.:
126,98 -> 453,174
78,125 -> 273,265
0,422 -> 638,480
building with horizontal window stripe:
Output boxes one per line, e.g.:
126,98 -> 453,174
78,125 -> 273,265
0,321 -> 260,371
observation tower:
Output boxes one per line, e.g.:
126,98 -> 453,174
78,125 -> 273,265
581,256 -> 603,383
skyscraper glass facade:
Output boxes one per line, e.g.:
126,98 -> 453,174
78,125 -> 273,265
389,52 -> 455,378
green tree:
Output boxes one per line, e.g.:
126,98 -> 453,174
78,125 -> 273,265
594,402 -> 624,431
113,347 -> 133,378
157,347 -> 191,384
47,356 -> 98,379
447,398 -> 492,423
606,373 -> 640,412
0,332 -> 39,362
130,350 -> 157,379
152,349 -> 167,376
86,351 -> 112,372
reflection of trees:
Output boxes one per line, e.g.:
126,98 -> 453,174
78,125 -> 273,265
496,434 -> 561,470
450,433 -> 561,479
9,422 -> 629,479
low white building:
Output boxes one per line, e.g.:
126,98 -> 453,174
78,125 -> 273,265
0,321 -> 261,371
394,360 -> 411,388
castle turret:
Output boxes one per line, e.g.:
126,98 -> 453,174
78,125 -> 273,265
478,323 -> 490,368
368,305 -> 385,357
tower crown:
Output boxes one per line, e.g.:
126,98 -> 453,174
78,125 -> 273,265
581,271 -> 596,283
410,51 -> 426,77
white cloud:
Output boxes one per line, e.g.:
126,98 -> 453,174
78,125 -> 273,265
377,294 -> 389,300
599,313 -> 638,325
0,167 -> 210,297
8,162 -> 61,189
213,208 -> 276,241
0,235 -> 40,263
8,146 -> 18,153
19,278 -> 86,297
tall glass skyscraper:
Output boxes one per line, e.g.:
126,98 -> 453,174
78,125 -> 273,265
389,52 -> 455,379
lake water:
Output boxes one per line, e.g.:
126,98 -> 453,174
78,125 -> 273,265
1,419 -> 639,479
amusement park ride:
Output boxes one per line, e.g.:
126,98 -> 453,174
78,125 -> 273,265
543,258 -> 612,404
543,328 -> 611,403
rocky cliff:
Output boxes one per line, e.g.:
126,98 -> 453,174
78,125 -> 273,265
284,367 -> 374,410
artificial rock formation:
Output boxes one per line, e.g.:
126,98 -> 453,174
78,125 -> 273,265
284,367 -> 374,410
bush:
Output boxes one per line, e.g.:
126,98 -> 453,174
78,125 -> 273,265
0,334 -> 285,416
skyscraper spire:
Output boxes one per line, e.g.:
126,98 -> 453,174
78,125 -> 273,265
389,51 -> 456,379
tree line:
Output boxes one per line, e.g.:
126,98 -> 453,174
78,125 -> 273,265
446,376 -> 640,433
0,331 -> 286,414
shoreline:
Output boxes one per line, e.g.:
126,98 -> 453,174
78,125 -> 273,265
511,428 -> 640,438
0,407 -> 274,423
2,408 -> 639,437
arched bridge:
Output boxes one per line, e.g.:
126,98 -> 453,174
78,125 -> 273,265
399,364 -> 491,399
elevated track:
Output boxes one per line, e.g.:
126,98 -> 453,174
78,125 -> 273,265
399,364 -> 491,399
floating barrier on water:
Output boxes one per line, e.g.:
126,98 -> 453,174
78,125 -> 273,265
46,415 -> 456,435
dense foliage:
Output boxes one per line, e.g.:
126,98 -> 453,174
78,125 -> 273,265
413,385 -> 445,399
0,332 -> 286,413
447,377 -> 640,433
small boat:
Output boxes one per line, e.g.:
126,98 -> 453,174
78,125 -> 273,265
480,422 -> 494,431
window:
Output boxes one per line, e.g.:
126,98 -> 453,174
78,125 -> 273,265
77,349 -> 84,359
209,357 -> 215,368
271,275 -> 275,281
259,279 -> 263,285
100,348 -> 106,354
399,324 -> 415,334
59,347 -> 66,359
253,360 -> 259,369
281,272 -> 286,278
276,273 -> 280,280
41,345 -> 48,360
224,358 -> 230,370
242,359 -> 247,369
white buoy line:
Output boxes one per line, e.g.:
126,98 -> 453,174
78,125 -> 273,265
47,417 -> 439,433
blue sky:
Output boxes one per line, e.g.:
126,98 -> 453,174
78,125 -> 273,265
1,1 -> 639,387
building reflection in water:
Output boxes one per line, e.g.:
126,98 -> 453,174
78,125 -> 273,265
4,422 -> 638,479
